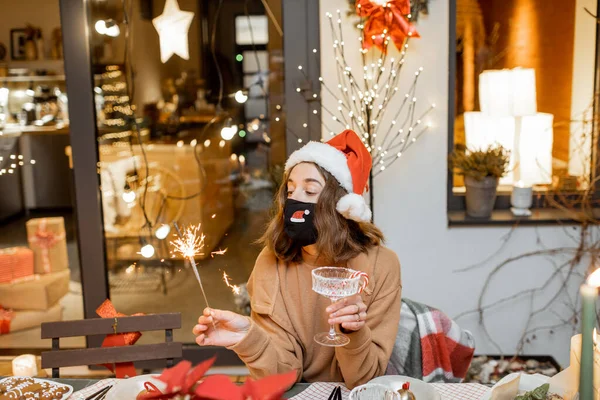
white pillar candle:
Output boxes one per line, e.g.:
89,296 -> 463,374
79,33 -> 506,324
570,333 -> 600,400
12,354 -> 38,377
511,181 -> 533,210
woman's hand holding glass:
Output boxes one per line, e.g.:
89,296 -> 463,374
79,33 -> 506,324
326,294 -> 367,332
193,308 -> 250,347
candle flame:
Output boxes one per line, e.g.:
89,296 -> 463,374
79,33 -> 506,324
223,272 -> 241,295
587,268 -> 600,288
170,225 -> 205,258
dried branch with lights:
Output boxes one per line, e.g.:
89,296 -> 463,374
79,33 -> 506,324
284,4 -> 434,212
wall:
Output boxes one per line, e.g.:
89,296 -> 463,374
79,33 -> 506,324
319,0 -> 587,367
0,0 -> 62,69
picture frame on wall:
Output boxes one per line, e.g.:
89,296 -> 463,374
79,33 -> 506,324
10,28 -> 27,60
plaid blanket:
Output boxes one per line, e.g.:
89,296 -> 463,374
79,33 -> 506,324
386,299 -> 475,383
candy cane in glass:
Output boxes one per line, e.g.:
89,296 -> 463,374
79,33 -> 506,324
311,267 -> 368,347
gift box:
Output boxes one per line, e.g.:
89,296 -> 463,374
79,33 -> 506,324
0,303 -> 62,335
0,247 -> 34,283
26,217 -> 69,274
0,269 -> 70,311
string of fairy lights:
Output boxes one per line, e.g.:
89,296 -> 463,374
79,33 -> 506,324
0,88 -> 37,177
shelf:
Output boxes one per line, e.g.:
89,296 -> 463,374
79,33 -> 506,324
448,208 -> 600,226
1,75 -> 65,83
4,59 -> 64,68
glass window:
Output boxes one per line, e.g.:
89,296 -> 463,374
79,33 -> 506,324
0,0 -> 85,351
242,50 -> 269,73
235,15 -> 269,45
452,0 -> 597,193
87,0 -> 284,346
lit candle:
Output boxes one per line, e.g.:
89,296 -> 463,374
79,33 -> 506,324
12,354 -> 38,377
511,180 -> 533,216
580,269 -> 600,400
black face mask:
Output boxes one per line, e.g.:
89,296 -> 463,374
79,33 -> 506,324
283,199 -> 318,246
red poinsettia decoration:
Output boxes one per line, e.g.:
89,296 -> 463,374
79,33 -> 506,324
137,357 -> 297,400
356,0 -> 419,53
96,299 -> 144,378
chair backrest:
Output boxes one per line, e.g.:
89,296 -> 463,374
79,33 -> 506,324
41,313 -> 182,378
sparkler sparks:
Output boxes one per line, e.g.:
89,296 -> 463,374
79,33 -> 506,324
171,223 -> 227,333
211,248 -> 227,258
223,272 -> 241,295
171,224 -> 205,258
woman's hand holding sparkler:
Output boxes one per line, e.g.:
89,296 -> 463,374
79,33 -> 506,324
193,307 -> 251,347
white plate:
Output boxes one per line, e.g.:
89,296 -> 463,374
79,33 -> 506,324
480,373 -> 578,400
105,374 -> 166,400
369,375 -> 442,400
0,377 -> 73,400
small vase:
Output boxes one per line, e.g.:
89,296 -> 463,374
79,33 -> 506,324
24,39 -> 37,60
464,176 -> 498,218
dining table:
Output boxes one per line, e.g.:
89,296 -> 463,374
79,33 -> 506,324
39,377 -> 491,399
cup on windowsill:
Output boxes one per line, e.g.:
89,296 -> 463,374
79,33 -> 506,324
511,180 -> 533,217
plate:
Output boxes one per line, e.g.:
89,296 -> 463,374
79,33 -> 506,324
480,373 -> 578,400
369,375 -> 442,400
0,377 -> 73,400
105,374 -> 166,400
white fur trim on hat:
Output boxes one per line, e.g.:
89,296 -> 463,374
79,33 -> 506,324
285,141 -> 354,193
336,193 -> 372,222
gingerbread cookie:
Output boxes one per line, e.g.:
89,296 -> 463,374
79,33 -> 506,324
0,378 -> 35,393
0,381 -> 42,399
39,385 -> 69,400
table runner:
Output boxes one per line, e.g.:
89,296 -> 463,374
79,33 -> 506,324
288,382 -> 490,400
68,378 -> 117,400
68,378 -> 490,399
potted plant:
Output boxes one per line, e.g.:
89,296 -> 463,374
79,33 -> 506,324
449,144 -> 510,218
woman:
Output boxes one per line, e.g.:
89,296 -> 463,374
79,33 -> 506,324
193,130 -> 402,389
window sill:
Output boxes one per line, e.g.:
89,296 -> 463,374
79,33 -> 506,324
447,208 -> 598,227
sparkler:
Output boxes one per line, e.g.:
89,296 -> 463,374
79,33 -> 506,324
223,272 -> 241,295
171,223 -> 217,330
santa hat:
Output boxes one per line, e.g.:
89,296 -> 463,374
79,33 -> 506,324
285,130 -> 372,222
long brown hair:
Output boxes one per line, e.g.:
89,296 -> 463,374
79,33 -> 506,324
259,163 -> 384,264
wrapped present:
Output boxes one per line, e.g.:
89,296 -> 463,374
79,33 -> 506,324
26,217 -> 69,274
0,247 -> 34,283
0,269 -> 69,310
0,303 -> 62,335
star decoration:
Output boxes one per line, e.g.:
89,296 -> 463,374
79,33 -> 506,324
152,0 -> 194,63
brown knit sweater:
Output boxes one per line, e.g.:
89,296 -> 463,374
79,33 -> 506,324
227,245 -> 402,389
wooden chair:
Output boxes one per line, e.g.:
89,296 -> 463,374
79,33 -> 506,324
41,313 -> 182,378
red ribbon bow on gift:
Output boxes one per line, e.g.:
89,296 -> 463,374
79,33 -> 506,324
138,357 -> 297,400
0,306 -> 13,335
28,218 -> 66,274
96,299 -> 144,378
356,0 -> 419,53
